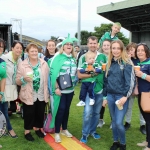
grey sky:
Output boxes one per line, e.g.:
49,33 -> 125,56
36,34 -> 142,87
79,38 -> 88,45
0,0 -> 128,41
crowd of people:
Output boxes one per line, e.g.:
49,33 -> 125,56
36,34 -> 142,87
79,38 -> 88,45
0,22 -> 150,150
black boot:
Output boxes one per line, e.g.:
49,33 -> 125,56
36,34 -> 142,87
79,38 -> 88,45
120,144 -> 126,150
110,142 -> 120,150
35,129 -> 45,138
140,125 -> 146,135
124,122 -> 130,131
25,133 -> 34,141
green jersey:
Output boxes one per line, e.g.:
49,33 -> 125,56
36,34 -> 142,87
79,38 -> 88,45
79,62 -> 101,83
0,58 -> 7,81
78,51 -> 107,93
99,31 -> 118,47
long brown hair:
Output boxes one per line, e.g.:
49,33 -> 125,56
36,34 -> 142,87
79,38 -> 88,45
106,40 -> 133,76
45,40 -> 58,57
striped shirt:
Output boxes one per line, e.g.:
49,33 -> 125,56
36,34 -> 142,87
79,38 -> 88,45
59,54 -> 77,93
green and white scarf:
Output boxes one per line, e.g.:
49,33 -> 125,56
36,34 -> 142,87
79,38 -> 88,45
11,52 -> 18,84
28,59 -> 40,92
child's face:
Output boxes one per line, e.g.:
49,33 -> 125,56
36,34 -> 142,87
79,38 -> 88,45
127,47 -> 136,58
102,41 -> 111,55
111,24 -> 121,34
129,47 -> 136,58
127,50 -> 131,58
86,55 -> 95,64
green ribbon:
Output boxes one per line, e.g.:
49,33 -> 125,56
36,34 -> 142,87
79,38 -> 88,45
28,59 -> 40,92
12,63 -> 17,84
137,60 -> 150,66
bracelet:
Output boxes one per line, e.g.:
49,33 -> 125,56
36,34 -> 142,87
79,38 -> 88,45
141,73 -> 147,80
20,77 -> 27,86
0,92 -> 5,103
103,96 -> 107,101
55,87 -> 59,89
0,92 -> 4,96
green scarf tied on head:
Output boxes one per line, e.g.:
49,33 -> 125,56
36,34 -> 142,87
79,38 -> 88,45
62,33 -> 78,46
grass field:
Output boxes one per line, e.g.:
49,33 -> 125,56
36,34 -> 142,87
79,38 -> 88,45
1,83 -> 146,150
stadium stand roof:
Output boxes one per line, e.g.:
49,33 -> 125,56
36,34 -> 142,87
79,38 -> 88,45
97,0 -> 150,33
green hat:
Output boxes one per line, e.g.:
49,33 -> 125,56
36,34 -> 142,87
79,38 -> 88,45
62,33 -> 78,46
114,22 -> 122,28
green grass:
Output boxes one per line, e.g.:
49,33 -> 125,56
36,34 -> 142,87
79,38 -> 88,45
1,83 -> 146,150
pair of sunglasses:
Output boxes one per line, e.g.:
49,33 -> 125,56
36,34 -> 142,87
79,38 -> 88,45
137,43 -> 149,50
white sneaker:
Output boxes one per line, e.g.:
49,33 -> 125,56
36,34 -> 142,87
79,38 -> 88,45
76,101 -> 85,106
61,130 -> 73,138
55,133 -> 61,143
110,123 -> 112,129
89,99 -> 95,105
137,141 -> 148,147
97,119 -> 105,128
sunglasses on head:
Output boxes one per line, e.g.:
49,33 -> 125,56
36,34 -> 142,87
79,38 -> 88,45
137,43 -> 149,50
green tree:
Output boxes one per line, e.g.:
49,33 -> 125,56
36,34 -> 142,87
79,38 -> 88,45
75,30 -> 92,45
92,23 -> 129,46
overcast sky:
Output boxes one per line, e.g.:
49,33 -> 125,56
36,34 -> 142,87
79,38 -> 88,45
0,0 -> 128,41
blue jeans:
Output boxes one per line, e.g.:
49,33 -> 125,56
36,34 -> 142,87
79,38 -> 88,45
107,93 -> 129,145
0,102 -> 12,131
82,93 -> 103,137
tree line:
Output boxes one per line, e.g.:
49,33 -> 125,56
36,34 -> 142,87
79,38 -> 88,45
51,23 -> 129,46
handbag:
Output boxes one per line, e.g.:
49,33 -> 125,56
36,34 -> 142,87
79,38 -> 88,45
141,92 -> 150,113
43,113 -> 55,133
4,85 -> 18,101
43,101 -> 55,133
57,73 -> 73,90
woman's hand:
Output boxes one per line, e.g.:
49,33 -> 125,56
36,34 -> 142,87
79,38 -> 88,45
0,95 -> 2,101
135,70 -> 143,78
102,100 -> 108,107
119,97 -> 127,106
55,88 -> 61,96
23,76 -> 33,82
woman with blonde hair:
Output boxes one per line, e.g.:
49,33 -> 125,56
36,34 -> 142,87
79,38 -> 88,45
48,34 -> 77,143
102,40 -> 135,150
